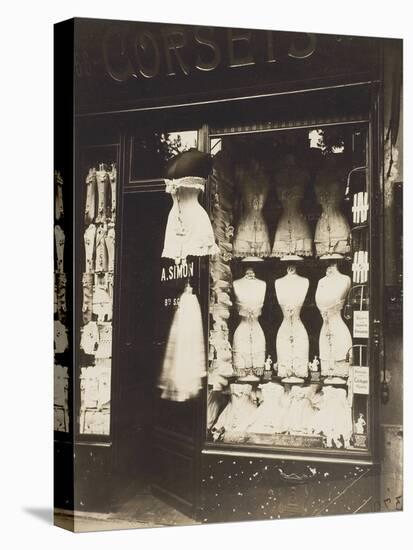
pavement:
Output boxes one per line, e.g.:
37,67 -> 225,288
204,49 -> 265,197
54,487 -> 199,533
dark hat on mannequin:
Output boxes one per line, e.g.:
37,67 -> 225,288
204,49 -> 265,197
165,148 -> 213,180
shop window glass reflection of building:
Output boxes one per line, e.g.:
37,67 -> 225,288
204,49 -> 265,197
130,130 -> 198,181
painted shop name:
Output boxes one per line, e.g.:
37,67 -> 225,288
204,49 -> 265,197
161,262 -> 195,282
102,27 -> 317,82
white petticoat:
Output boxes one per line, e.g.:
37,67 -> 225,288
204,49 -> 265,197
162,203 -> 219,263
158,289 -> 206,402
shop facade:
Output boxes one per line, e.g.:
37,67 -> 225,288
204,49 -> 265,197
54,18 -> 403,523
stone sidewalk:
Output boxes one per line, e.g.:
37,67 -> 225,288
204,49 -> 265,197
54,491 -> 199,533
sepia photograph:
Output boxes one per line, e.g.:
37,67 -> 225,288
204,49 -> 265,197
52,15 -> 403,534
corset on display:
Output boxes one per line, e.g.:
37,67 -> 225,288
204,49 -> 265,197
212,383 -> 257,440
315,265 -> 352,378
315,386 -> 352,448
233,173 -> 271,258
232,274 -> 266,377
314,164 -> 350,258
275,271 -> 309,379
272,162 -> 312,258
162,149 -> 219,265
246,382 -> 286,434
162,178 -> 219,264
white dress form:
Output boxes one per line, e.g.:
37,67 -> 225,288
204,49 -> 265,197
109,164 -> 117,222
162,179 -> 219,265
275,265 -> 309,381
233,163 -> 271,260
85,168 -> 97,224
315,263 -> 352,380
272,155 -> 312,259
232,269 -> 266,379
314,158 -> 350,258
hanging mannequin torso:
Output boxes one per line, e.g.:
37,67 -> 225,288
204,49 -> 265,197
233,271 -> 266,377
272,157 -> 312,259
315,264 -> 352,379
233,164 -> 271,259
314,160 -> 350,258
275,267 -> 309,380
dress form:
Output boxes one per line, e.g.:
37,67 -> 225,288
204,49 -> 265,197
272,155 -> 312,260
314,157 -> 350,258
162,181 -> 219,264
232,268 -> 266,380
315,263 -> 352,381
233,161 -> 271,260
275,265 -> 310,382
162,148 -> 218,265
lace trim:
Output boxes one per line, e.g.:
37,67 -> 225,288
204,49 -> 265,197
165,176 -> 206,194
233,250 -> 271,258
162,242 -> 219,263
271,238 -> 313,258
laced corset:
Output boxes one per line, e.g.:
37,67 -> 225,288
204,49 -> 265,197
272,179 -> 312,258
314,178 -> 350,257
275,275 -> 309,378
96,169 -> 110,223
95,225 -> 108,272
232,280 -> 266,375
233,185 -> 271,258
109,166 -> 116,221
162,177 -> 219,264
316,273 -> 352,377
237,302 -> 263,321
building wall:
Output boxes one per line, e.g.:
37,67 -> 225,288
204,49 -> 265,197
380,39 -> 403,511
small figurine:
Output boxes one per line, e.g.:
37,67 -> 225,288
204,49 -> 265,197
309,356 -> 320,373
355,413 -> 366,435
263,355 -> 273,380
309,356 -> 321,381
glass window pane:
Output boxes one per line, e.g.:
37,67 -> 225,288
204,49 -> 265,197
130,130 -> 198,181
207,124 -> 370,454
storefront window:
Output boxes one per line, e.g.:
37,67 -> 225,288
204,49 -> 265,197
79,153 -> 118,435
207,124 -> 371,454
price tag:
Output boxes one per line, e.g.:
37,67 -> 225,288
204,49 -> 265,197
353,310 -> 369,338
352,366 -> 370,394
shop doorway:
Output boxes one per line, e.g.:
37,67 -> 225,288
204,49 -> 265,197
114,190 -> 170,494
